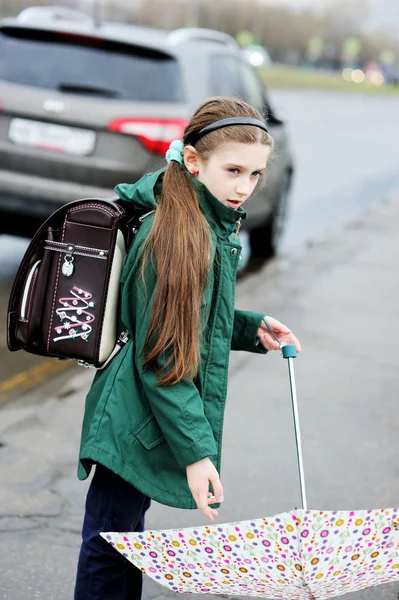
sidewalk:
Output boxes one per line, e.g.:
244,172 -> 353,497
1,189 -> 399,600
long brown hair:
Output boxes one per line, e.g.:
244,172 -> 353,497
141,97 -> 273,386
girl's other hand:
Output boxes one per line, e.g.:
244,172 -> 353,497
257,316 -> 302,352
186,457 -> 224,522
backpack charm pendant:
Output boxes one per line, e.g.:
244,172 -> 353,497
62,256 -> 74,278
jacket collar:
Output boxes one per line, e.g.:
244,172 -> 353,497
116,168 -> 246,240
190,175 -> 246,240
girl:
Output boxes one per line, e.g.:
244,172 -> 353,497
74,96 -> 301,599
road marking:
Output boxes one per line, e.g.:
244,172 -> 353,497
0,360 -> 74,404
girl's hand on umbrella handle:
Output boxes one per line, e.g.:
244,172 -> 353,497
186,457 -> 224,522
257,315 -> 302,353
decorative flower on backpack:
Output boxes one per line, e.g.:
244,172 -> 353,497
53,286 -> 95,343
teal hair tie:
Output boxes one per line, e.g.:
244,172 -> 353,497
165,140 -> 184,165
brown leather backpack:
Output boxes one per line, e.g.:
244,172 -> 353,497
7,197 -> 154,369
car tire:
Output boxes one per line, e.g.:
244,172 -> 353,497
249,172 -> 291,260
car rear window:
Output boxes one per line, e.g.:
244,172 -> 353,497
0,28 -> 183,102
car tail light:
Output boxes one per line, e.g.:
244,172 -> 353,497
107,118 -> 188,156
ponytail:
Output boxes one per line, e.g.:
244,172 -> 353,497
141,161 -> 211,386
140,96 -> 272,386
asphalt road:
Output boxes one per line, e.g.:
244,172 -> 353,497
1,89 -> 399,392
273,89 -> 399,252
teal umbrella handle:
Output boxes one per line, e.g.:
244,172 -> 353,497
262,318 -> 307,510
281,344 -> 297,359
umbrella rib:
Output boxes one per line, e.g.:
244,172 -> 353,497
297,510 -> 318,600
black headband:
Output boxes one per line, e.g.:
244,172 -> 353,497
186,117 -> 269,146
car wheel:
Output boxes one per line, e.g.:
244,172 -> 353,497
249,173 -> 291,260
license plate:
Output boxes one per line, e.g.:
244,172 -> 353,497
8,118 -> 96,156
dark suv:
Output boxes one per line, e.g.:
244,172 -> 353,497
0,6 -> 294,258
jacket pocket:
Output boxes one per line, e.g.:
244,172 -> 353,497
132,413 -> 165,450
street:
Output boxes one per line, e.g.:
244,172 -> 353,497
273,89 -> 399,252
0,89 -> 399,599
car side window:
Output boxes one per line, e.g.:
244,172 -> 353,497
210,55 -> 274,119
237,61 -> 265,112
209,55 -> 245,100
238,61 -> 282,125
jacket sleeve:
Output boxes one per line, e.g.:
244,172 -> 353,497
231,309 -> 268,354
120,238 -> 218,470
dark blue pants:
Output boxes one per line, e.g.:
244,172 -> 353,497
74,464 -> 151,600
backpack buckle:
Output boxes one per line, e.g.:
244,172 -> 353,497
77,360 -> 95,369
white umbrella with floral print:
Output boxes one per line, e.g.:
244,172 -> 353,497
101,508 -> 399,599
102,328 -> 399,598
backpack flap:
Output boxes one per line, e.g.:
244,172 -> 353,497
7,198 -> 129,367
45,201 -> 125,367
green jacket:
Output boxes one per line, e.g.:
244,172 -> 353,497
78,169 -> 267,509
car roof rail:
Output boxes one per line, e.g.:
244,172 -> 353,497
16,6 -> 94,24
167,27 -> 238,49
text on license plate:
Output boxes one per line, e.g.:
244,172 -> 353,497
8,118 -> 96,156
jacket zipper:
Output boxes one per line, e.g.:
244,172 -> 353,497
233,218 -> 242,240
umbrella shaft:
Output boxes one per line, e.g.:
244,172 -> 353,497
287,357 -> 308,510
